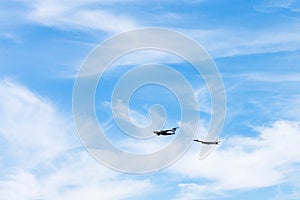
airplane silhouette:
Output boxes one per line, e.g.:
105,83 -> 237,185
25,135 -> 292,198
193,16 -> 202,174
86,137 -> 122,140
153,127 -> 179,136
193,139 -> 219,145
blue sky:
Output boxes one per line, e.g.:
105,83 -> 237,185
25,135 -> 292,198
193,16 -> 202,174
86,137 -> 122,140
1,0 -> 300,199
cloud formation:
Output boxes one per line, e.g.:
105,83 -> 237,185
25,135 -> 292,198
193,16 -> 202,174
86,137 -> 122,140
18,0 -> 138,33
171,120 -> 300,199
0,79 -> 152,199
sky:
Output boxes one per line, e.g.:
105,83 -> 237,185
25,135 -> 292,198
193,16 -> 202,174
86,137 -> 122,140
1,0 -> 300,199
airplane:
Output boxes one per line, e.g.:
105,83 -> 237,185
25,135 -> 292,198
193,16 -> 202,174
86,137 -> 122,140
193,139 -> 220,145
153,127 -> 179,136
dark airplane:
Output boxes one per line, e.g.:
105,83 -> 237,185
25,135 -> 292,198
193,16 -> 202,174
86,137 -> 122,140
193,139 -> 220,145
153,127 -> 179,136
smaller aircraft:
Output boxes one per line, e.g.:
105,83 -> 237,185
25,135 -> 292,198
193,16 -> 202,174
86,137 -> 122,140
153,127 -> 179,136
193,139 -> 220,145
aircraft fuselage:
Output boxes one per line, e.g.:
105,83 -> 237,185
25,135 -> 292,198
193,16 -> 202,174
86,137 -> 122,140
193,139 -> 219,145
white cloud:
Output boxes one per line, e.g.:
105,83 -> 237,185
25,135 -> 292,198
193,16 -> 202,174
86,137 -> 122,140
194,85 -> 211,114
175,183 -> 224,200
226,72 -> 300,83
0,33 -> 22,44
184,25 -> 300,58
0,152 -> 152,200
279,94 -> 300,121
111,50 -> 184,66
111,99 -> 167,139
255,0 -> 300,13
0,79 -> 74,169
0,79 -> 153,199
74,23 -> 300,65
18,0 -> 138,33
6,1 -> 300,60
113,99 -> 151,127
171,120 -> 300,199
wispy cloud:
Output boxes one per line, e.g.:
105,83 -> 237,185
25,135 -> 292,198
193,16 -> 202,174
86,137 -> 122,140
0,33 -> 22,44
0,79 -> 74,169
110,99 -> 166,138
184,24 -> 300,58
0,153 -> 152,200
226,72 -> 300,83
0,79 -> 153,199
16,0 -> 139,33
171,120 -> 300,199
255,0 -> 300,13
